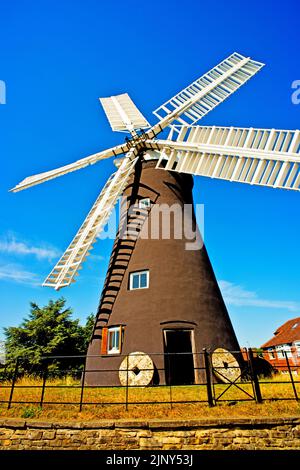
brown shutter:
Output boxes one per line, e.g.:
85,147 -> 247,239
101,327 -> 108,355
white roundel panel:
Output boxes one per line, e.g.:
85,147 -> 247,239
212,348 -> 241,383
119,351 -> 154,386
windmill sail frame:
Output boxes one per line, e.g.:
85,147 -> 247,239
10,51 -> 299,289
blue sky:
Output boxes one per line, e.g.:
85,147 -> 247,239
0,0 -> 299,347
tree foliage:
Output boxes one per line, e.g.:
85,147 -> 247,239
3,298 -> 95,377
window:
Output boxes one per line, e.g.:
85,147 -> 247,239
139,198 -> 151,209
129,270 -> 149,290
276,347 -> 284,359
276,344 -> 292,358
294,341 -> 300,357
101,326 -> 123,355
108,327 -> 122,354
284,345 -> 293,358
268,349 -> 275,359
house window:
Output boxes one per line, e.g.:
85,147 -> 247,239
284,345 -> 293,358
268,349 -> 275,359
129,270 -> 149,290
276,344 -> 292,359
139,198 -> 151,209
101,326 -> 123,355
276,347 -> 284,359
294,341 -> 300,357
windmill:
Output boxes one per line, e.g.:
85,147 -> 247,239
11,52 -> 300,386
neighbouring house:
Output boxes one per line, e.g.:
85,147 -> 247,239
261,317 -> 300,373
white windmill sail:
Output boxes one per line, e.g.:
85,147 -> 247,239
43,149 -> 139,290
100,93 -> 150,133
152,126 -> 300,191
150,52 -> 264,134
10,142 -> 130,193
11,52 -> 300,290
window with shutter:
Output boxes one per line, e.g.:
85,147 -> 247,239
101,326 -> 124,355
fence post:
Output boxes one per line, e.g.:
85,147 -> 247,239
125,354 -> 129,411
40,359 -> 48,408
203,348 -> 214,407
248,348 -> 263,403
8,358 -> 19,410
79,358 -> 87,412
284,351 -> 299,402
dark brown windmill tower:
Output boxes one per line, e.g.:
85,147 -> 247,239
86,159 -> 239,386
11,53 -> 300,386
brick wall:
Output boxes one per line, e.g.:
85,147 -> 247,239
0,417 -> 300,450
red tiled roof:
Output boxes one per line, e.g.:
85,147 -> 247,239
261,317 -> 300,348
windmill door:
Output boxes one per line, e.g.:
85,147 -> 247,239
164,329 -> 195,385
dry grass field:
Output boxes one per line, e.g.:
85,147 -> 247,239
0,374 -> 300,421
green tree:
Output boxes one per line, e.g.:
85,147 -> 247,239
81,313 -> 95,349
4,298 -> 95,377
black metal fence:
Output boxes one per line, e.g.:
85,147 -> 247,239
0,348 -> 299,411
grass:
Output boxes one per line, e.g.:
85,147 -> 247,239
0,374 -> 300,421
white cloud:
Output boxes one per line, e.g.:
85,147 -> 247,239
218,280 -> 300,313
0,235 -> 59,261
0,264 -> 39,286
